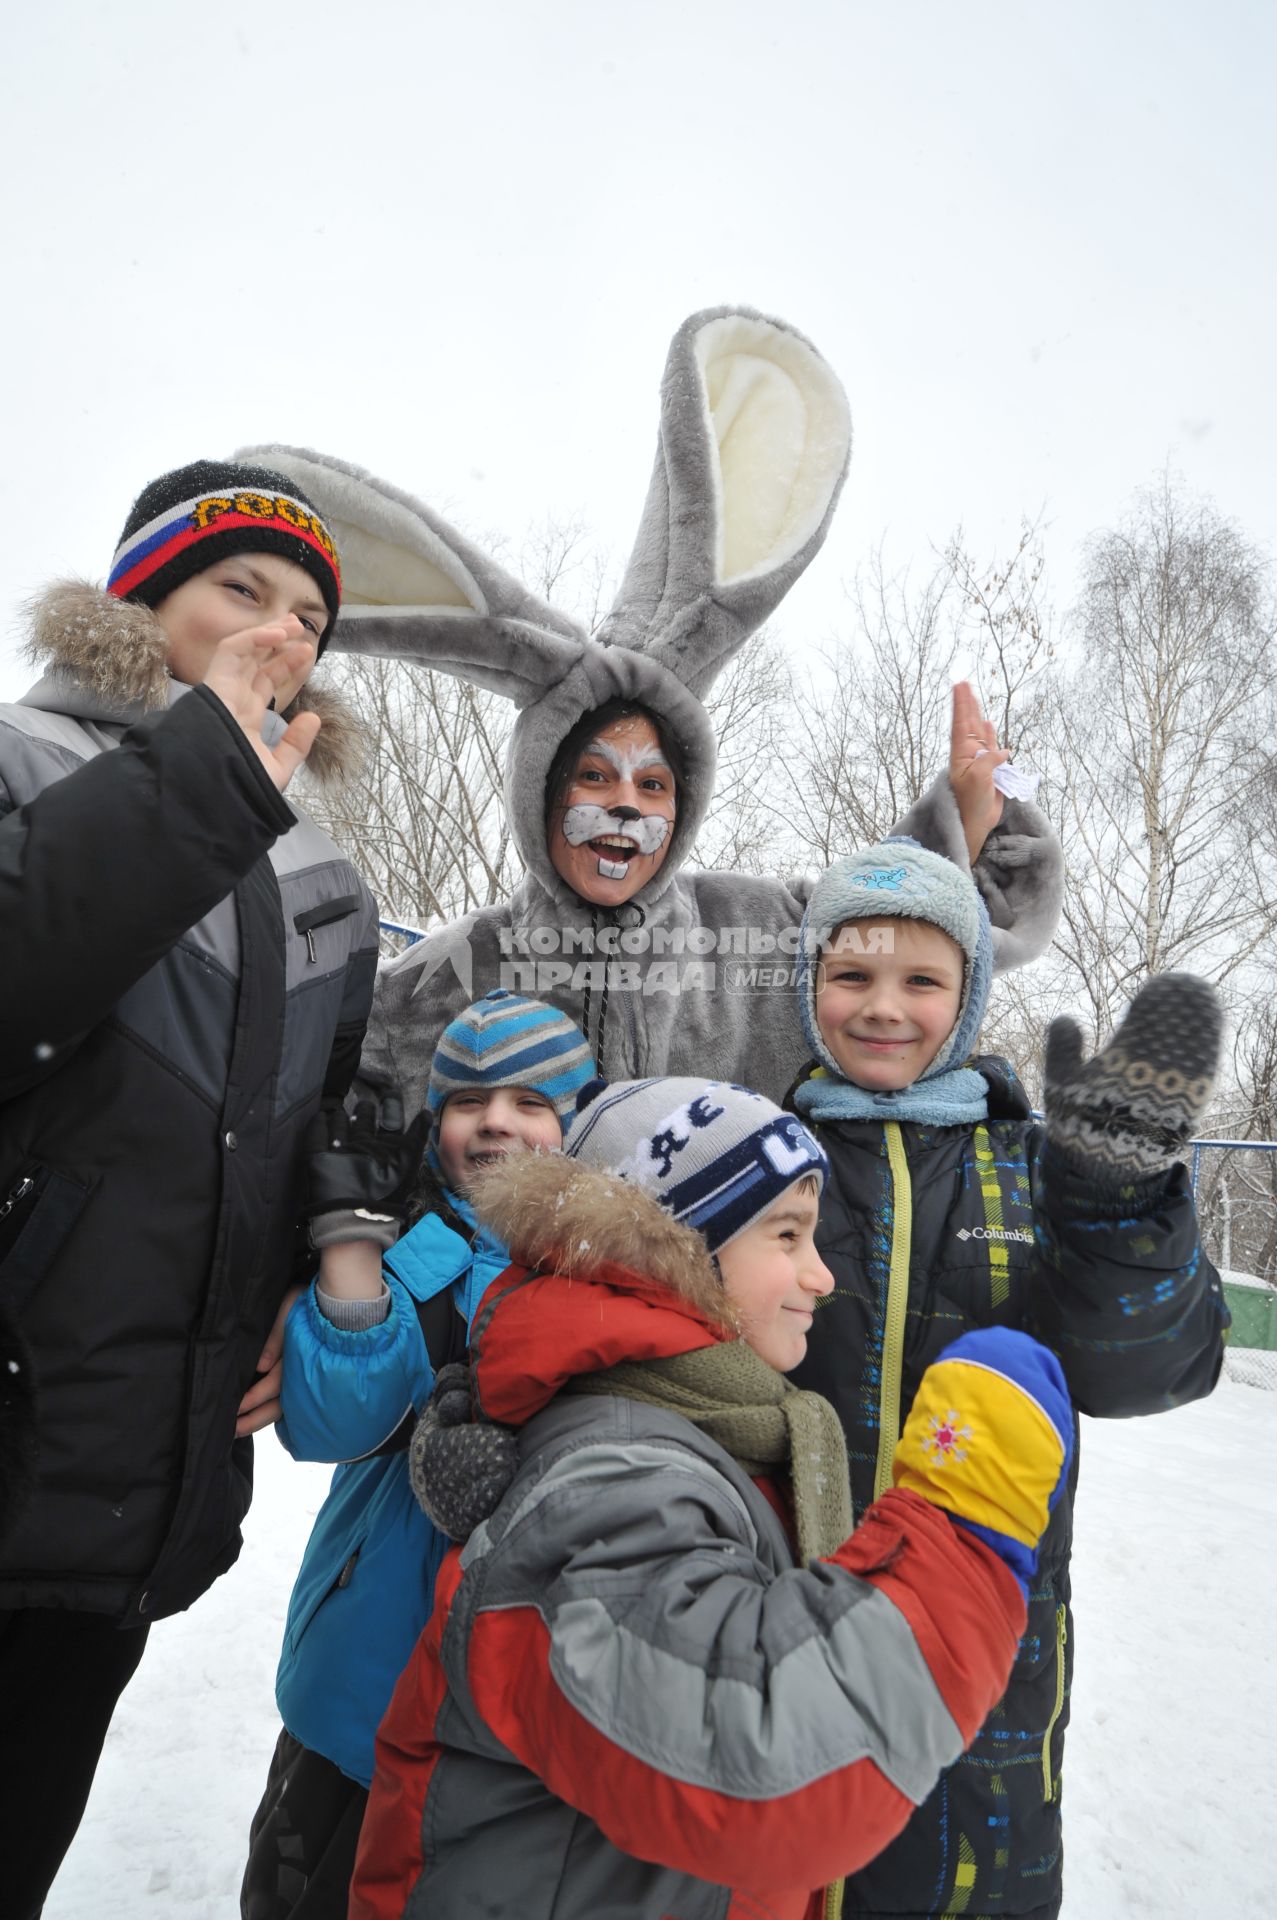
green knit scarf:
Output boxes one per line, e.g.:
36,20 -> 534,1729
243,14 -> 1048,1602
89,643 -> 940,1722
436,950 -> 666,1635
566,1341 -> 853,1564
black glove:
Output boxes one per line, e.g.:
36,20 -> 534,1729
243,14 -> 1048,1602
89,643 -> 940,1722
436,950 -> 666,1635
1044,972 -> 1221,1192
304,1093 -> 429,1251
408,1361 -> 520,1542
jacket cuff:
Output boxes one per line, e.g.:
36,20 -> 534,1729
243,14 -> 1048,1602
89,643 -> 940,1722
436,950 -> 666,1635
1038,1142 -> 1174,1221
311,1206 -> 399,1252
187,684 -> 296,833
314,1281 -> 393,1330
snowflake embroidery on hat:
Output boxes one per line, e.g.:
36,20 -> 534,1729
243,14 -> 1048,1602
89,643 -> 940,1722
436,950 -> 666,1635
921,1409 -> 972,1466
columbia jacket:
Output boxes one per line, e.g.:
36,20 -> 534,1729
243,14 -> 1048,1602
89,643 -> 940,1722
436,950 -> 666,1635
351,1155 -> 1030,1920
788,1056 -> 1227,1919
274,1194 -> 508,1786
0,585 -> 378,1624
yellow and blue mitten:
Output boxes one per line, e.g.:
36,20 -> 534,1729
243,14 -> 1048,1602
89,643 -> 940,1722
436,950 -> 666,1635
893,1328 -> 1073,1596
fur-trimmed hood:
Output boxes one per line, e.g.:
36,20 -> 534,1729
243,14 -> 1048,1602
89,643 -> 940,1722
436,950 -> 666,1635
21,581 -> 366,786
464,1154 -> 735,1426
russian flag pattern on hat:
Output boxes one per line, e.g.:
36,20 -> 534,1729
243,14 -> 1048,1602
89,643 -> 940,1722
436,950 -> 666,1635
108,487 -> 341,603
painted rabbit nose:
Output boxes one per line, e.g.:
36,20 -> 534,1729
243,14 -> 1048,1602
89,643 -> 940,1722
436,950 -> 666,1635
611,805 -> 642,821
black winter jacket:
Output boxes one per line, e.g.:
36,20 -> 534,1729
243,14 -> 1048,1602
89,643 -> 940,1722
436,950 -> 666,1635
789,1056 -> 1226,1920
0,589 -> 379,1624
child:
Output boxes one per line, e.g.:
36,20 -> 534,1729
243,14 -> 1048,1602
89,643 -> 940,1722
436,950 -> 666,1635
786,838 -> 1227,1920
0,459 -> 378,1916
241,988 -> 595,1920
351,1077 -> 1076,1920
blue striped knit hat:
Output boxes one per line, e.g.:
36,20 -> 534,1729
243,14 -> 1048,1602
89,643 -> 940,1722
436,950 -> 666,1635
567,1077 -> 827,1254
796,837 -> 994,1084
427,990 -> 595,1129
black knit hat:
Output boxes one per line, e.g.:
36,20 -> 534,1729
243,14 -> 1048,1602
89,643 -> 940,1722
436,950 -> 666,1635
107,458 -> 342,650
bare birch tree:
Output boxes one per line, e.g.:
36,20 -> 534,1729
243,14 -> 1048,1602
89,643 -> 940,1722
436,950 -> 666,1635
1043,476 -> 1277,1038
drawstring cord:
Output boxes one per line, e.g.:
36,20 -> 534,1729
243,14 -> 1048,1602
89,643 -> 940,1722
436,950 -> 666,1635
578,902 -> 645,1076
580,907 -> 599,1065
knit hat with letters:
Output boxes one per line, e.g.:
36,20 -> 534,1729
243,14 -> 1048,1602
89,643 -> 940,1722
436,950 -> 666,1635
107,458 -> 342,648
567,1077 -> 827,1254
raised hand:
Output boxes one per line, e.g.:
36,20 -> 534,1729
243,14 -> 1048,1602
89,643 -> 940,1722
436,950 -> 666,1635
948,680 -> 1009,866
201,621 -> 321,791
1044,973 -> 1221,1189
304,1093 -> 429,1251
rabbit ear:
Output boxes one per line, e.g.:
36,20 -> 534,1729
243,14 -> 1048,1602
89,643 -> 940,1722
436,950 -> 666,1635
236,445 -> 586,708
597,309 -> 852,700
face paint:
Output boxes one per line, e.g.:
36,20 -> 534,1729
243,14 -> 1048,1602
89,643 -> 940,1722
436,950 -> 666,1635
547,713 -> 678,906
561,803 -> 670,879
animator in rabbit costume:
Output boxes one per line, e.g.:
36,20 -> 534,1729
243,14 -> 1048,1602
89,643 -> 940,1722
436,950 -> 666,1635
244,307 -> 1063,1109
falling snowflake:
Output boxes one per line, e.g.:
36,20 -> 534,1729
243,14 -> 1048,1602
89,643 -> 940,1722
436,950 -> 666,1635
921,1409 -> 971,1465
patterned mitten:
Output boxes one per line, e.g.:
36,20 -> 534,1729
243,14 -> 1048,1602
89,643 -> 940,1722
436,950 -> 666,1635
304,1094 -> 428,1251
1044,972 -> 1221,1191
893,1327 -> 1073,1596
409,1361 -> 520,1542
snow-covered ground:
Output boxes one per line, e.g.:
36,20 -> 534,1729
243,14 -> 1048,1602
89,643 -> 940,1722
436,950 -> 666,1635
48,1377 -> 1276,1919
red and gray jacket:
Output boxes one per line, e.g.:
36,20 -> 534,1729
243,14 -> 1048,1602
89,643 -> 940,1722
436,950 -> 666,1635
0,585 -> 378,1624
351,1156 -> 1029,1920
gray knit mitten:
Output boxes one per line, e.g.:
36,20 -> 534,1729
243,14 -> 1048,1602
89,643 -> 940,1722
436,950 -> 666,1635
408,1362 -> 520,1542
1044,973 -> 1221,1190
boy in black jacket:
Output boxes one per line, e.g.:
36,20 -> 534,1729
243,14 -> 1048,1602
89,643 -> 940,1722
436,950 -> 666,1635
788,836 -> 1227,1920
0,461 -> 378,1918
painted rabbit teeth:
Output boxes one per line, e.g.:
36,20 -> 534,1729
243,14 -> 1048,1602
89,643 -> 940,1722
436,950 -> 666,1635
597,855 -> 631,879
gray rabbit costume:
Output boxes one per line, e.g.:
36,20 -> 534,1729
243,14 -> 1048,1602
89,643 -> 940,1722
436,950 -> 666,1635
244,307 -> 1063,1110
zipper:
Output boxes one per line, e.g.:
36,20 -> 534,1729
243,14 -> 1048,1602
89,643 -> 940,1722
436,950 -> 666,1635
293,894 -> 360,964
0,1168 -> 42,1265
0,1174 -> 35,1220
873,1122 -> 913,1501
822,1877 -> 845,1919
1041,1603 -> 1067,1802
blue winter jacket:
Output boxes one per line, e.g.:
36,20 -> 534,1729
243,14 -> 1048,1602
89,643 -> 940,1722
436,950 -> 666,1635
274,1197 -> 509,1787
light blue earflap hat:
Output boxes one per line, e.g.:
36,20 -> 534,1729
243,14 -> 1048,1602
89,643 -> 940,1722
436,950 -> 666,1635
793,838 -> 994,1124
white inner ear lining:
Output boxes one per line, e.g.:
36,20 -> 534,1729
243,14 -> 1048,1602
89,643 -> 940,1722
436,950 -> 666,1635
692,316 -> 850,586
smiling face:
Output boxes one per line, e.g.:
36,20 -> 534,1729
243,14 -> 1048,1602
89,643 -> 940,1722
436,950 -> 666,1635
815,918 -> 965,1092
154,551 -> 331,708
435,1086 -> 564,1194
716,1179 -> 832,1373
547,712 -> 678,907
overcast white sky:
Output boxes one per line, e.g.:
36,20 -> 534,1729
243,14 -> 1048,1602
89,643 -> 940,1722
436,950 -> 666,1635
2,0 -> 1272,699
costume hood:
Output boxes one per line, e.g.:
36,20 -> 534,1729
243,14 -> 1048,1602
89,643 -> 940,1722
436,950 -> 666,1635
240,305 -> 852,907
463,1154 -> 733,1425
21,581 -> 365,786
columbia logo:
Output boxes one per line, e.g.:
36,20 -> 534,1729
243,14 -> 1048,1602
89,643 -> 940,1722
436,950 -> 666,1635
956,1225 -> 1035,1245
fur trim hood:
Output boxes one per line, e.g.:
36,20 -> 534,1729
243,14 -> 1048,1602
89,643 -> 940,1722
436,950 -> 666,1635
466,1153 -> 732,1331
22,581 -> 366,786
464,1154 -> 735,1428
